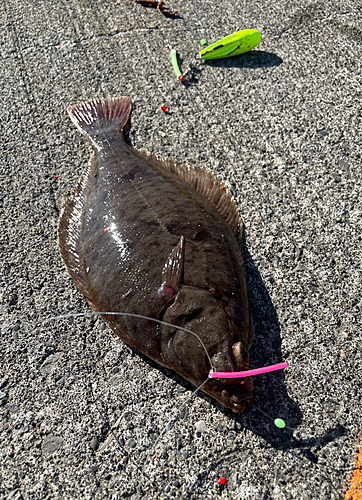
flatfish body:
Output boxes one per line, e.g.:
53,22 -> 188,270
59,97 -> 254,412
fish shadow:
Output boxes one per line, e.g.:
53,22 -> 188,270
204,50 -> 283,69
242,244 -> 301,436
105,240 -> 347,463
88,236 -> 347,470
177,242 -> 302,447
207,243 -> 306,451
126,240 -> 305,449
224,246 -> 347,463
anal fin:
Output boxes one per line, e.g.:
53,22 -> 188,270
58,154 -> 95,303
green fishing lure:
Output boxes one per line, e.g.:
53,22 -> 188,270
200,29 -> 261,60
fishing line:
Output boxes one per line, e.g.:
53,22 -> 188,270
30,310 -> 213,370
38,310 -> 206,460
23,308 -> 292,453
22,18 -> 357,493
35,310 -> 212,477
22,307 -> 289,430
240,402 -> 358,497
11,310 -> 358,493
3,7 -> 357,498
27,310 -> 288,379
249,402 -> 294,432
141,36 -> 252,185
87,329 -> 212,484
137,377 -> 210,491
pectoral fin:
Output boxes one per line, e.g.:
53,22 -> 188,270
158,236 -> 185,296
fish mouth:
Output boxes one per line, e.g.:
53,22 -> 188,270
231,392 -> 254,412
222,390 -> 254,412
220,381 -> 254,413
189,375 -> 254,413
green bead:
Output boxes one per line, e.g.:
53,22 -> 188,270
274,418 -> 286,429
200,39 -> 207,46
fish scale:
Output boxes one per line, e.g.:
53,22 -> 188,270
59,96 -> 254,412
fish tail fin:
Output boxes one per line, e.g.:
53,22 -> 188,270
67,97 -> 132,142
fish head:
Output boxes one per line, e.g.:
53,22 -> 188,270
161,286 -> 254,412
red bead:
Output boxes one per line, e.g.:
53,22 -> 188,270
218,477 -> 226,485
178,75 -> 184,81
161,105 -> 167,113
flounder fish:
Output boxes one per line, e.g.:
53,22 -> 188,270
59,97 -> 254,412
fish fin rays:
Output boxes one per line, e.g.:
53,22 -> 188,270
58,153 -> 97,304
67,97 -> 132,139
159,236 -> 185,296
131,148 -> 244,242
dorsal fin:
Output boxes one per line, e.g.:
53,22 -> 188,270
130,148 -> 244,242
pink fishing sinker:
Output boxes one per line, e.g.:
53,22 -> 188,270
209,362 -> 288,379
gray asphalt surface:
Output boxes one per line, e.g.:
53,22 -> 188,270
1,0 -> 362,499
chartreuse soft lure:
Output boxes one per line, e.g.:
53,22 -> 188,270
170,48 -> 184,81
200,29 -> 261,60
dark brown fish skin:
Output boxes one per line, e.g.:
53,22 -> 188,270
59,97 -> 254,412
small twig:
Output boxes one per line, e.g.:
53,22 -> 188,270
133,0 -> 180,18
